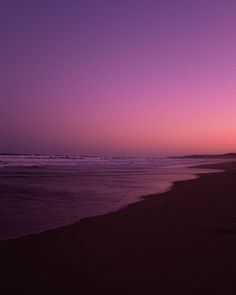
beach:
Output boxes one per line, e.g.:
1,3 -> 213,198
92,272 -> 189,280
1,161 -> 236,294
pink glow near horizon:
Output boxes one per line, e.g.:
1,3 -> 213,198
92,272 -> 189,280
0,1 -> 236,155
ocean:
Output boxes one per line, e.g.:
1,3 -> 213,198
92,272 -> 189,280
0,155 -> 224,241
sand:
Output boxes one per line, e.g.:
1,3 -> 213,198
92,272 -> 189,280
1,162 -> 236,294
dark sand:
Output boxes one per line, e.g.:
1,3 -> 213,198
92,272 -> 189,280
1,162 -> 236,294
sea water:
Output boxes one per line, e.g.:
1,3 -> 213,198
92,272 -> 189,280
0,155 -> 225,240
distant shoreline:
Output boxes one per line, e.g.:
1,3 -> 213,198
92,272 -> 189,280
171,152 -> 236,159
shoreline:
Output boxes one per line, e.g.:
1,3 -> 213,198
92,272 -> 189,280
1,161 -> 236,294
0,162 -> 224,243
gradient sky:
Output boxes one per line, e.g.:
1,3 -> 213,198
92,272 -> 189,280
1,0 -> 236,156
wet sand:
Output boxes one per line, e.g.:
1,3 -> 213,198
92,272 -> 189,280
1,162 -> 236,294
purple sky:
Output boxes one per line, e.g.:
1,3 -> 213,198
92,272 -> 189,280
1,0 -> 236,155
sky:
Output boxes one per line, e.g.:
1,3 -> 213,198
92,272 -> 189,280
0,0 -> 236,156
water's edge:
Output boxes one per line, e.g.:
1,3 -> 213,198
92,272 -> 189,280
0,163 -> 225,243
